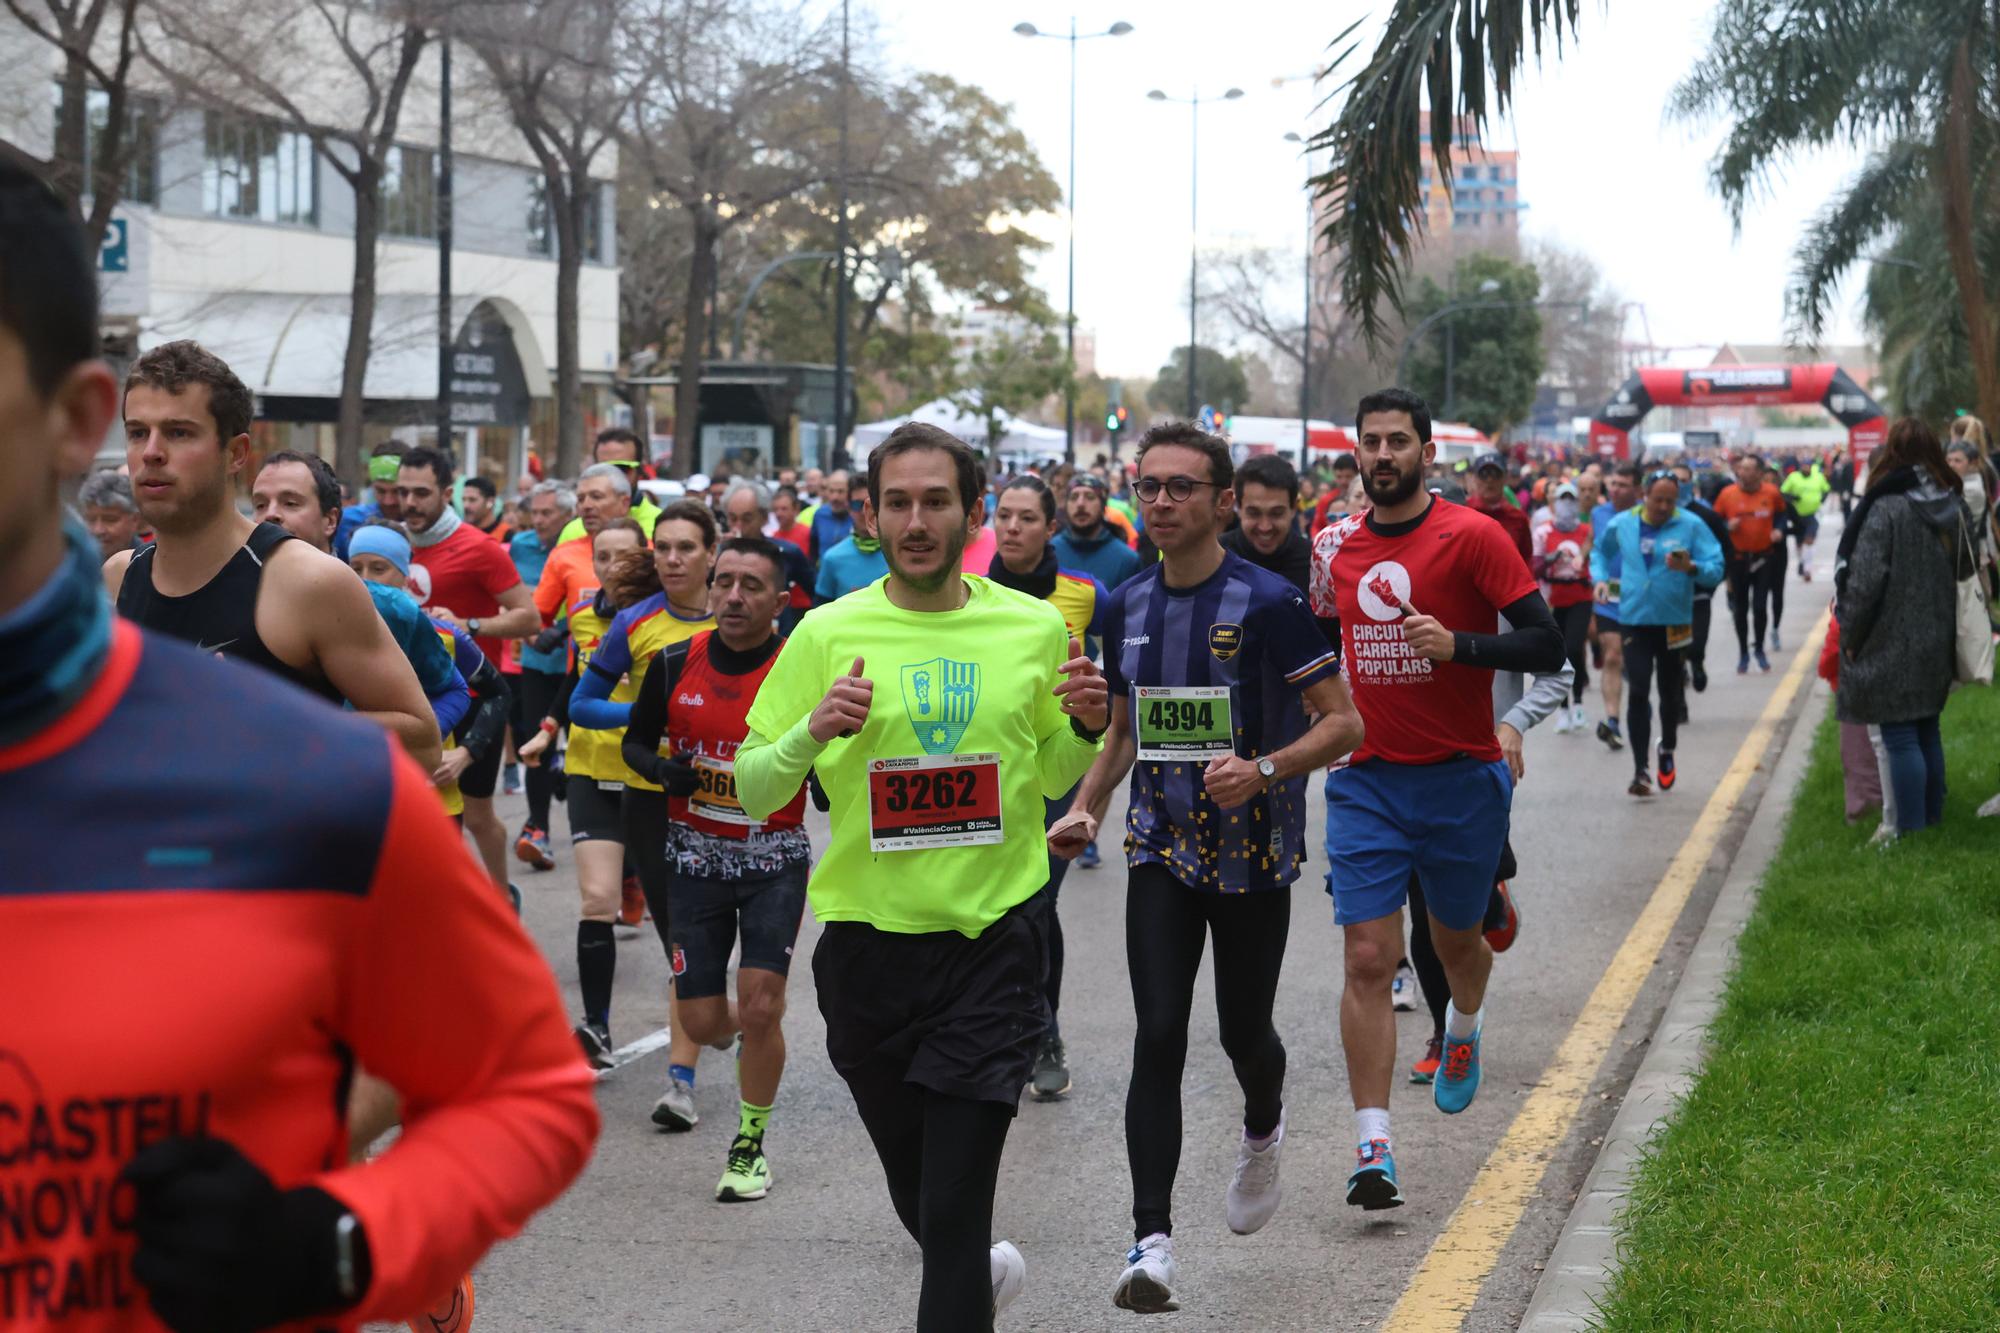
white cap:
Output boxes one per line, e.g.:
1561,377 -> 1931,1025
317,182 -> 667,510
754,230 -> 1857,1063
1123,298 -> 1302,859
687,473 -> 712,492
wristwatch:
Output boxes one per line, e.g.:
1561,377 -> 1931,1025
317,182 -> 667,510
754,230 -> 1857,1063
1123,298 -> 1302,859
467,617 -> 482,637
1256,757 -> 1277,787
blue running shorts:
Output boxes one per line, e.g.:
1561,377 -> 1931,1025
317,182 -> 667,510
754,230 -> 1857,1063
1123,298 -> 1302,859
1324,757 -> 1513,930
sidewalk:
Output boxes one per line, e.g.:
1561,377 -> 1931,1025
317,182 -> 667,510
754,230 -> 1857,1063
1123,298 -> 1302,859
1524,677 -> 2000,1328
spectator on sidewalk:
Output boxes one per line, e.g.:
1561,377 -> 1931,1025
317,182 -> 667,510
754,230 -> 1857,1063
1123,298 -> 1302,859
1834,417 -> 1977,839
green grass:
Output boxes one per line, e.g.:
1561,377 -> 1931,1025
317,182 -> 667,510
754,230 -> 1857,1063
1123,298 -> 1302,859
1596,682 -> 2000,1330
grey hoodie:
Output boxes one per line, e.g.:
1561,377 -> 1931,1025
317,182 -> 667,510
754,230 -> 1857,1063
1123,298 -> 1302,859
1837,478 -> 1976,725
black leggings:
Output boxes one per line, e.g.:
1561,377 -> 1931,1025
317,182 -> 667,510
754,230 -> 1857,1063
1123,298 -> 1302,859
1621,626 -> 1685,766
1553,601 -> 1592,702
621,788 -> 675,957
1041,789 -> 1078,1033
1727,554 -> 1782,655
1406,840 -> 1515,1034
1688,596 -> 1713,672
514,668 -> 564,830
1125,863 -> 1289,1239
849,1086 -> 1014,1333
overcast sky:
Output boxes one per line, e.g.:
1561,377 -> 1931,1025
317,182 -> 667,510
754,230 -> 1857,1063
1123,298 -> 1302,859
867,0 -> 1874,382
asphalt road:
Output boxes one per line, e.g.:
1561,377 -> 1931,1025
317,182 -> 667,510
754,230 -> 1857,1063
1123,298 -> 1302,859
458,534 -> 1835,1333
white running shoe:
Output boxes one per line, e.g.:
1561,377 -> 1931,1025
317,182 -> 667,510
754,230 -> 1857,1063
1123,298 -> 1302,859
1553,706 -> 1574,734
1391,960 -> 1417,1012
1113,1233 -> 1179,1314
991,1240 -> 1026,1318
1570,702 -> 1588,732
649,1076 -> 698,1131
1226,1112 -> 1284,1234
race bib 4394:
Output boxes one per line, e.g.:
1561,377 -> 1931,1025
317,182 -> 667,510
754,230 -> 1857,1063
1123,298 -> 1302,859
1133,685 -> 1234,762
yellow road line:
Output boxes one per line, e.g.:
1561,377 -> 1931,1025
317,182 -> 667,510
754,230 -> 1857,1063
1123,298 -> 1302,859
1382,607 -> 1830,1332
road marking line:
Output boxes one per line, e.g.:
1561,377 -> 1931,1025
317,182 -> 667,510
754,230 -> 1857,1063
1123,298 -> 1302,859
1382,607 -> 1828,1331
597,1026 -> 674,1080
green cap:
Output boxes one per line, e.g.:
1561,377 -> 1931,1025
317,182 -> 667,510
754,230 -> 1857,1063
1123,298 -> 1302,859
368,454 -> 403,484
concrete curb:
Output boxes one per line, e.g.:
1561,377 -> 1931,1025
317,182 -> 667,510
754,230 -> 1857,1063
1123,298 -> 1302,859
1517,680 -> 1828,1331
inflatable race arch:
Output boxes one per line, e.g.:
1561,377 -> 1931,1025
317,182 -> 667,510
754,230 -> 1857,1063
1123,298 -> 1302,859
1588,363 -> 1886,464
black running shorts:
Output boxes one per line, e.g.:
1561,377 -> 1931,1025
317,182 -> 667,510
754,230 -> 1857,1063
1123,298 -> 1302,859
669,862 -> 809,1000
566,778 -> 626,846
813,890 -> 1050,1108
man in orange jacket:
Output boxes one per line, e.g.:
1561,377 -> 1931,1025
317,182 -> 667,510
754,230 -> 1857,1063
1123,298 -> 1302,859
0,161 -> 598,1332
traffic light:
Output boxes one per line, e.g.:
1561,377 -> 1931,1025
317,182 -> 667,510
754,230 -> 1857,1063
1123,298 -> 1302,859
1106,404 -> 1129,436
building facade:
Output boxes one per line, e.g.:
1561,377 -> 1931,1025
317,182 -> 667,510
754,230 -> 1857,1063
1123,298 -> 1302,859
1418,117 -> 1524,240
3,11 -> 621,489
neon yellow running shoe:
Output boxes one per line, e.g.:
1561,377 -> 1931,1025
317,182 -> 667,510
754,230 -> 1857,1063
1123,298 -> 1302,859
717,1136 -> 771,1202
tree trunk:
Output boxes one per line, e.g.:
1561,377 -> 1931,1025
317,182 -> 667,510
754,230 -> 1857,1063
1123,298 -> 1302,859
671,215 -> 715,482
554,170 -> 586,479
1940,40 -> 2000,431
337,158 -> 382,486
52,53 -> 88,217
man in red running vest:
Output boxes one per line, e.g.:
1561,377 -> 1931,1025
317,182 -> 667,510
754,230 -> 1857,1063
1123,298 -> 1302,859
620,537 -> 810,1203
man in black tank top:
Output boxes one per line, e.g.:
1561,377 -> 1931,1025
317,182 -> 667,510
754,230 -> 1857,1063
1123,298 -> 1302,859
117,520 -> 341,699
103,340 -> 442,769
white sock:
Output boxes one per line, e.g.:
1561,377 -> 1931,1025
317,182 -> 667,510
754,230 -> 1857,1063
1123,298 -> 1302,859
1355,1106 -> 1390,1147
1447,1001 -> 1483,1041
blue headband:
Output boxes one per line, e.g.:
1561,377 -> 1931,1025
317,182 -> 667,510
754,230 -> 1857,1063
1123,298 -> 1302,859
349,525 -> 411,576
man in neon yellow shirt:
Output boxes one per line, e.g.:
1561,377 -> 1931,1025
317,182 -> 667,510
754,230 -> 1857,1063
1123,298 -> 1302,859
1779,459 -> 1831,580
737,423 -> 1107,1330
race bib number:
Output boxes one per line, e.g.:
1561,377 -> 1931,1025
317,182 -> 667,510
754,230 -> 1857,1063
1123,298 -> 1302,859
868,753 -> 1004,852
1133,685 -> 1234,762
687,755 -> 755,827
1666,623 -> 1693,651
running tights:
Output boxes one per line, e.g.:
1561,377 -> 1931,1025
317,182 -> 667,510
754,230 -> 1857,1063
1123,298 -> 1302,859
1727,554 -> 1782,656
1041,791 -> 1077,1033
1689,596 -> 1713,674
622,788 -> 675,956
1406,848 -> 1513,1035
515,668 -> 563,831
1553,601 -> 1593,702
1621,625 -> 1685,767
1125,863 -> 1289,1239
848,1085 -> 1014,1333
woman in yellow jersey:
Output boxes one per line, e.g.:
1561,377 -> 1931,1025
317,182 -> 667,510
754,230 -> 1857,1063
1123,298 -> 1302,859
518,519 -> 655,1067
988,473 -> 1111,1103
567,499 -> 724,1124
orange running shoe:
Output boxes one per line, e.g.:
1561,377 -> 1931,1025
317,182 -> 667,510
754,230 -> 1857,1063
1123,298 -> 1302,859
407,1273 -> 474,1332
618,874 -> 646,928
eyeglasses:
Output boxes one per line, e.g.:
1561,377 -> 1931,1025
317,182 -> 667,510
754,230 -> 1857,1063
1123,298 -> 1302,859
1135,475 -> 1220,503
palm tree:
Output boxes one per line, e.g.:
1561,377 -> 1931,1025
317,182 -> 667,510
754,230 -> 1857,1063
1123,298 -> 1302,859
1313,1 -> 2000,427
1307,2 -> 1584,349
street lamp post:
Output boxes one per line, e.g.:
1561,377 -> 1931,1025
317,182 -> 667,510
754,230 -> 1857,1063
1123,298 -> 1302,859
1283,131 -> 1313,447
1148,85 -> 1244,420
1014,17 -> 1133,464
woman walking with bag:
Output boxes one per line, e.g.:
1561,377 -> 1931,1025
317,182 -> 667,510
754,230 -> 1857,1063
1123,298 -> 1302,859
1835,418 -> 1978,839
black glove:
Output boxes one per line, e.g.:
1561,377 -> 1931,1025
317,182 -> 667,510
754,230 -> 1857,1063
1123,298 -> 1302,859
531,624 -> 569,654
655,750 -> 701,798
807,767 -> 831,812
122,1136 -> 371,1333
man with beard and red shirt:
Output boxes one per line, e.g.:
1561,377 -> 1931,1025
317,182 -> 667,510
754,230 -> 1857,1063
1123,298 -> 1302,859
1309,388 -> 1564,1212
1465,451 -> 1532,561
398,446 -> 540,887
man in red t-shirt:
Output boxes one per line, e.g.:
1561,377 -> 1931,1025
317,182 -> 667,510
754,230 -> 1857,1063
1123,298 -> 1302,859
1309,388 -> 1565,1211
1464,450 -> 1533,561
400,446 -> 541,885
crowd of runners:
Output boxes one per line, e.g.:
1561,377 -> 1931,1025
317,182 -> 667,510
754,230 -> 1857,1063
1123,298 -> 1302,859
6,164 -> 1837,1332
